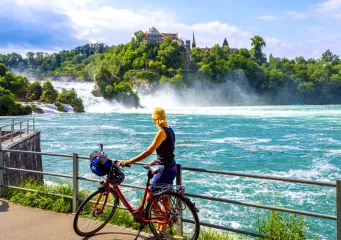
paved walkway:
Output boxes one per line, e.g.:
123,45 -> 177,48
0,199 -> 149,240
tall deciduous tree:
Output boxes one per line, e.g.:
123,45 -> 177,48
134,30 -> 145,45
250,36 -> 267,65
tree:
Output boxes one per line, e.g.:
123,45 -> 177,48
0,63 -> 6,77
40,80 -> 58,103
322,49 -> 340,65
57,88 -> 84,112
322,50 -> 334,62
250,36 -> 267,65
223,38 -> 229,47
0,87 -> 31,116
134,30 -> 145,45
27,81 -> 42,101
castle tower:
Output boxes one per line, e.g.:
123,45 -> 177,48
192,31 -> 196,48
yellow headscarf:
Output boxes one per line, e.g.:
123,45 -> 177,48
152,107 -> 168,129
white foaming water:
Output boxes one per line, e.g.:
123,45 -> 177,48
62,104 -> 74,112
35,81 -> 341,118
45,81 -> 125,113
35,103 -> 59,113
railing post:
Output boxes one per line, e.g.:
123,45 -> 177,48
27,120 -> 29,133
0,127 -> 2,149
337,180 -> 341,240
19,122 -> 22,138
176,164 -> 183,237
72,153 -> 79,213
11,122 -> 14,142
33,119 -> 35,131
0,149 -> 4,198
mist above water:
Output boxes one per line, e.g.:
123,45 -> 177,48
138,79 -> 262,109
29,76 -> 262,113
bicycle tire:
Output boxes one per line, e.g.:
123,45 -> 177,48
73,189 -> 119,236
146,192 -> 200,240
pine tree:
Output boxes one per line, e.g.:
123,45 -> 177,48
223,38 -> 229,47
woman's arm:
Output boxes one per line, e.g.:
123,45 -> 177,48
149,159 -> 157,165
119,130 -> 166,166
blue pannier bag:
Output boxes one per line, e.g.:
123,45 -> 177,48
89,152 -> 112,176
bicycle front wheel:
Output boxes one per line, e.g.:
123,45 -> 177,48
73,188 -> 119,236
146,192 -> 200,240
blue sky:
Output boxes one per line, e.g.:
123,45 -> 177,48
0,0 -> 340,59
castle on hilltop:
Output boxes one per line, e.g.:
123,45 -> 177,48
143,26 -> 237,68
143,26 -> 236,52
143,27 -> 185,46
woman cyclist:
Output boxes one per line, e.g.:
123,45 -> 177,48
118,107 -> 177,236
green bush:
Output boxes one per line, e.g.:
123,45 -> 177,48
27,81 -> 42,101
257,210 -> 313,240
0,87 -> 32,116
0,71 -> 29,95
198,228 -> 236,240
55,101 -> 66,112
31,104 -> 44,113
0,63 -> 6,76
40,80 -> 58,103
114,82 -> 140,108
57,88 -> 84,112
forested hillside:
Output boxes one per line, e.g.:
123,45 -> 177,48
1,31 -> 341,105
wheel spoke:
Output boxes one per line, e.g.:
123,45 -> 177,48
147,193 -> 200,240
73,190 -> 118,236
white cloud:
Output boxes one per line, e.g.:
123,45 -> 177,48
2,0 -> 94,11
64,7 -> 253,49
314,0 -> 341,18
0,44 -> 61,56
256,15 -> 280,21
1,0 -> 341,59
285,10 -> 307,20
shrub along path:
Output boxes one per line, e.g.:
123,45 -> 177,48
0,199 -> 149,240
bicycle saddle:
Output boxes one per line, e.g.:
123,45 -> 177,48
144,165 -> 164,175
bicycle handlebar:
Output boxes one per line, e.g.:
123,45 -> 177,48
112,160 -> 131,168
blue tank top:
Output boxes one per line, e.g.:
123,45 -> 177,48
156,127 -> 176,169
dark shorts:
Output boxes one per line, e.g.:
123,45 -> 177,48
150,165 -> 177,191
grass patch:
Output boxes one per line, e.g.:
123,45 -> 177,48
3,180 -> 73,213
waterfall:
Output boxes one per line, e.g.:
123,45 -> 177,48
33,103 -> 74,113
32,81 -> 125,113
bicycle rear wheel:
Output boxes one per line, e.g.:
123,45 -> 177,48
73,188 -> 119,236
146,192 -> 200,240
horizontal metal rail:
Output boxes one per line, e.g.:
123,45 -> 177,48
0,118 -> 35,148
3,185 -> 73,199
182,167 -> 336,187
0,121 -> 30,128
0,130 -> 31,139
3,167 -> 73,179
3,149 -> 73,158
186,193 -> 337,220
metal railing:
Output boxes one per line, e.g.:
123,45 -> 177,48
0,149 -> 340,239
0,118 -> 35,149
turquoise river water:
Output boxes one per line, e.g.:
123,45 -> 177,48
19,105 -> 341,239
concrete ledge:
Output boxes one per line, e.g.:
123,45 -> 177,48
1,131 -> 40,149
2,131 -> 43,185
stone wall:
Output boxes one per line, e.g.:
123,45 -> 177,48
3,132 -> 43,186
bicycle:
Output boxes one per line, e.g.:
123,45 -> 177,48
73,144 -> 200,240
